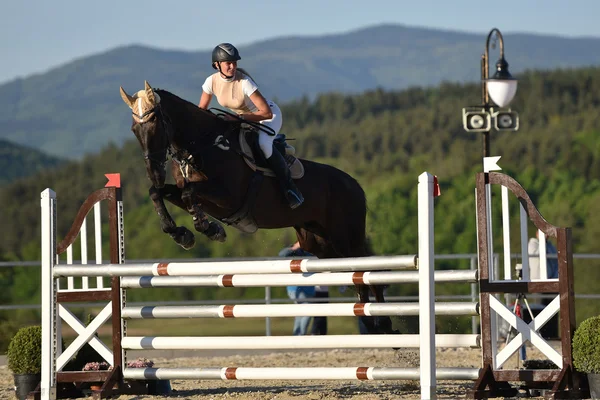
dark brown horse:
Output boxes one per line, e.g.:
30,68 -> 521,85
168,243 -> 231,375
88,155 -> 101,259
119,81 -> 394,334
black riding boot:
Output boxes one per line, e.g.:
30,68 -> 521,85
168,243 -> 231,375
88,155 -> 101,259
266,145 -> 304,209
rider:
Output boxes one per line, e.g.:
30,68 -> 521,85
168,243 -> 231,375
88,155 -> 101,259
198,43 -> 304,210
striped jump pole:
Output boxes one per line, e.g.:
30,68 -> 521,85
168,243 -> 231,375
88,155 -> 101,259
121,334 -> 480,350
115,269 -> 477,288
52,254 -> 418,277
121,302 -> 479,319
124,366 -> 481,381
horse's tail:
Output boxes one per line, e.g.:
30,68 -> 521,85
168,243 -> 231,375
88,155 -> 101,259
356,184 -> 374,257
328,171 -> 371,257
364,234 -> 375,257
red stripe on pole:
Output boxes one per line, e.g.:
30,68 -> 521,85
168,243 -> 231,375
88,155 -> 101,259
352,272 -> 365,285
225,367 -> 237,380
356,367 -> 369,380
353,303 -> 366,316
290,260 -> 302,273
222,275 -> 234,287
157,263 -> 169,276
223,305 -> 235,318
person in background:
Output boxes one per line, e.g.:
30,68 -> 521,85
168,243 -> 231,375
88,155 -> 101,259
310,285 -> 329,335
523,230 -> 560,346
279,242 -> 316,335
528,230 -> 559,280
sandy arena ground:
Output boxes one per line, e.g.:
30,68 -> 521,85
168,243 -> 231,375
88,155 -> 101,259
0,346 -> 555,400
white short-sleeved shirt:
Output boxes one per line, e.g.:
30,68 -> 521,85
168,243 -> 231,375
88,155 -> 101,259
202,72 -> 260,114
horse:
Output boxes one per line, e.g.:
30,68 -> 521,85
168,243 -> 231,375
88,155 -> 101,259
119,81 -> 395,334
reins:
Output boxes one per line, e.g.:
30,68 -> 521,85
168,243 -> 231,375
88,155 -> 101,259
209,107 -> 276,136
137,90 -> 264,176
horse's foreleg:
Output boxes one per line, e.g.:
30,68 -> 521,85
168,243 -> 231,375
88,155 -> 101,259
149,186 -> 195,250
181,186 -> 210,232
181,185 -> 226,243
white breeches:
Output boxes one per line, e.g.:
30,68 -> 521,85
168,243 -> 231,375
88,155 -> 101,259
258,101 -> 282,158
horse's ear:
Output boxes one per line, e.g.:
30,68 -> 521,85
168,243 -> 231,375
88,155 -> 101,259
144,80 -> 156,104
119,87 -> 135,109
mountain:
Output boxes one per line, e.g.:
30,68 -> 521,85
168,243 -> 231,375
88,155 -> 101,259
2,23 -> 600,160
0,139 -> 65,185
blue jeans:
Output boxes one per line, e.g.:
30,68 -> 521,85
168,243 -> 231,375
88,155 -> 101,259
287,287 -> 313,335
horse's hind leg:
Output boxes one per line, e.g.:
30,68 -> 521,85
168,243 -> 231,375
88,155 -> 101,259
357,285 -> 378,334
356,285 -> 396,334
372,286 -> 396,334
295,228 -> 392,334
149,185 -> 195,250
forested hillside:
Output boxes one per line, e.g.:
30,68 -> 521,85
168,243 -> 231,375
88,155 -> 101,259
0,139 -> 65,185
2,66 -> 600,344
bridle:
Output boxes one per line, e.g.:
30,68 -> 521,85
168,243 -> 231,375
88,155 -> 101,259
133,99 -> 208,178
132,103 -> 171,169
132,106 -> 157,123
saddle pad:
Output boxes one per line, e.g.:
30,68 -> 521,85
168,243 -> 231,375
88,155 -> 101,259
239,132 -> 304,179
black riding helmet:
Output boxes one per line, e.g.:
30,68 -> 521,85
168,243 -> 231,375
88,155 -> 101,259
212,43 -> 241,69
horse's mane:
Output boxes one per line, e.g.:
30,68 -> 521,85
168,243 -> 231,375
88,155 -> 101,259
153,88 -> 240,151
154,89 -> 219,121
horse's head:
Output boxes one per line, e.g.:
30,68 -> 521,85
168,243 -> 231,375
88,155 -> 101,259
119,81 -> 168,188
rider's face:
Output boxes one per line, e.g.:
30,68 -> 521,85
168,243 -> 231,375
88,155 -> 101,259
218,61 -> 237,76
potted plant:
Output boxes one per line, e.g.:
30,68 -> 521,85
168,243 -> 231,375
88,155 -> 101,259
82,361 -> 112,391
573,315 -> 600,399
7,325 -> 42,400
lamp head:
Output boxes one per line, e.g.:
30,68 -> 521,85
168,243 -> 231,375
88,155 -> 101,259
487,57 -> 517,107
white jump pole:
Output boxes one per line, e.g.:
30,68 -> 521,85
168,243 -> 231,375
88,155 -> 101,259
53,255 -> 417,277
124,366 -> 481,381
418,171 -> 436,400
41,189 -> 57,400
115,270 -> 477,288
538,229 -> 548,279
121,334 -> 479,350
121,302 -> 479,319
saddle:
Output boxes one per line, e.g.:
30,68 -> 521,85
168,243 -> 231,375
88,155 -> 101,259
238,129 -> 304,179
213,127 -> 304,234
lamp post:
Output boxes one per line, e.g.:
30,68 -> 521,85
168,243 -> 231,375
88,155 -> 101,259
463,28 -> 519,158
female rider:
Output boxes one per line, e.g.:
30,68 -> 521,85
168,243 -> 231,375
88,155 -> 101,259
198,43 -> 303,210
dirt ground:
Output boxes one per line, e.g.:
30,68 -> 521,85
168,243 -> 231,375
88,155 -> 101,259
0,345 -> 555,400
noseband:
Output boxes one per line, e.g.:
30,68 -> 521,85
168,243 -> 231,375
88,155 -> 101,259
132,106 -> 158,123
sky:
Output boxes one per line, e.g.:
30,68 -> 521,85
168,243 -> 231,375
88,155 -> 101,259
2,0 -> 600,85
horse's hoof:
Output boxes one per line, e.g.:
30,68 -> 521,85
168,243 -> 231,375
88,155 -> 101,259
181,239 -> 196,250
170,227 -> 196,250
206,222 -> 227,242
193,217 -> 210,233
